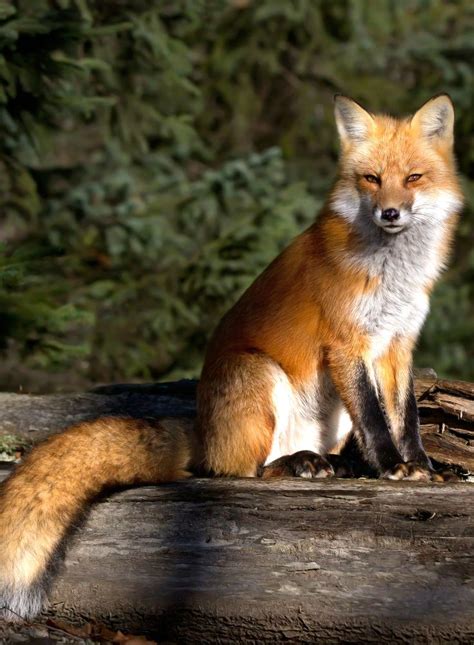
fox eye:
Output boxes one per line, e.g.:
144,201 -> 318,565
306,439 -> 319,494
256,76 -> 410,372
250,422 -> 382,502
407,173 -> 422,183
364,174 -> 380,185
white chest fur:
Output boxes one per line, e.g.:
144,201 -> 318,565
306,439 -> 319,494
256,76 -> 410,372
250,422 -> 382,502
350,221 -> 444,358
264,368 -> 352,465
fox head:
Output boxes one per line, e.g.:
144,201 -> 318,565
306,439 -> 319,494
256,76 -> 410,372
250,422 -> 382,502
331,94 -> 463,234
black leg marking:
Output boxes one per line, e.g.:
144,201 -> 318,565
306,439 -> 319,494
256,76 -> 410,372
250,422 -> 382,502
337,434 -> 378,478
397,376 -> 431,466
352,362 -> 404,473
325,454 -> 355,478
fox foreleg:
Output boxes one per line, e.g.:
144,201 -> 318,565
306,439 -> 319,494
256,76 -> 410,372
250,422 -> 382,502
327,349 -> 426,478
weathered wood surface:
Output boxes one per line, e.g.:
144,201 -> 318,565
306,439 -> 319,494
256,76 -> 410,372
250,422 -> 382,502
0,470 -> 472,643
1,376 -> 473,475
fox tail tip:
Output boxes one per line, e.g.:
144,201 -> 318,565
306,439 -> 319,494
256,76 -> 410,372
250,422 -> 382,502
0,582 -> 45,622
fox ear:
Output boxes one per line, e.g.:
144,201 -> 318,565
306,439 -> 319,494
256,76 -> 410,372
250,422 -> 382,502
411,94 -> 454,145
334,95 -> 374,145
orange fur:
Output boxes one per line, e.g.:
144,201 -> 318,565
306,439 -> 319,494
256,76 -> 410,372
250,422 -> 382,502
374,337 -> 414,439
202,214 -> 379,386
197,353 -> 275,476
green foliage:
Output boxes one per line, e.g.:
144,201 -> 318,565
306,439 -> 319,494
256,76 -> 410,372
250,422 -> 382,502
0,0 -> 473,390
0,431 -> 30,460
0,243 -> 92,368
39,146 -> 318,381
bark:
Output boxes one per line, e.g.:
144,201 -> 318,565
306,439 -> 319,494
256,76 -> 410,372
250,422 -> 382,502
0,380 -> 197,444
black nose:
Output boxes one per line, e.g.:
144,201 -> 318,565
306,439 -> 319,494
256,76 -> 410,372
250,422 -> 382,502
381,208 -> 400,222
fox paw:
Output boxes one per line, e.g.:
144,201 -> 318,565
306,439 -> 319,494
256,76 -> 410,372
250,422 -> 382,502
262,450 -> 335,479
383,461 -> 446,482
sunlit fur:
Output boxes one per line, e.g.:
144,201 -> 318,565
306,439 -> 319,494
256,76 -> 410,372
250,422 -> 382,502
0,95 -> 463,621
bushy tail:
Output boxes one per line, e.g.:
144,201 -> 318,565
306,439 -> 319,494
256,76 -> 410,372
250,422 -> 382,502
0,416 -> 194,621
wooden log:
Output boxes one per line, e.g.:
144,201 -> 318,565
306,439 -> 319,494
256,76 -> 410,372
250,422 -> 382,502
0,469 -> 472,643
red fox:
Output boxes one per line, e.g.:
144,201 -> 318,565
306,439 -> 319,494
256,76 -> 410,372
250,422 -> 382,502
0,94 -> 463,620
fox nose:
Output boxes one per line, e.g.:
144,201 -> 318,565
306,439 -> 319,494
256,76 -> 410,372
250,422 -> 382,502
381,208 -> 400,222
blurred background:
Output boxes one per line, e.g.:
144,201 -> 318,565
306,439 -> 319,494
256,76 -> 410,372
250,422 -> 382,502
0,0 -> 472,393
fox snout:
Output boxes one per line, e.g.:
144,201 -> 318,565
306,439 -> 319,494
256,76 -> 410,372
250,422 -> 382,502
372,184 -> 414,233
372,204 -> 410,233
381,208 -> 400,222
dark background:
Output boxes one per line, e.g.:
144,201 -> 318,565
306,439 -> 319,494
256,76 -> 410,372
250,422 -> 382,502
0,0 -> 472,393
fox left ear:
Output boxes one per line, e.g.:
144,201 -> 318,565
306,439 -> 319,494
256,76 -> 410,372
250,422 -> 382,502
411,94 -> 454,145
334,95 -> 375,146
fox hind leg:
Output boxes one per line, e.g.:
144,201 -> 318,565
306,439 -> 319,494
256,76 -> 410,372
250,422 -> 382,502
197,352 -> 284,477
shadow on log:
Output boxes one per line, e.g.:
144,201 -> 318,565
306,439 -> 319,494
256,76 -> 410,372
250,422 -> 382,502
0,376 -> 473,642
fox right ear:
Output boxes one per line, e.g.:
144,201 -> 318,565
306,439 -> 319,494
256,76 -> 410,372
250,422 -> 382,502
411,94 -> 454,146
334,95 -> 374,145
